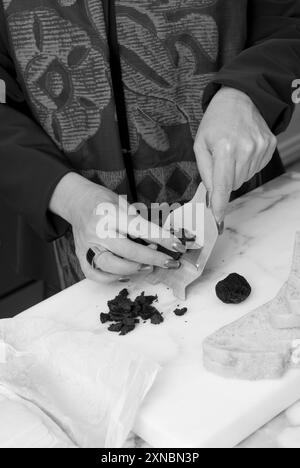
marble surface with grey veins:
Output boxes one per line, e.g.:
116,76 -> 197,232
2,173 -> 300,448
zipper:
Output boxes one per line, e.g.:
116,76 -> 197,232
102,0 -> 138,203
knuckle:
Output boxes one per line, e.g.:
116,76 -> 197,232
256,135 -> 266,151
218,138 -> 235,155
242,138 -> 255,154
269,134 -> 277,150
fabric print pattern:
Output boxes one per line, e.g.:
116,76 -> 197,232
7,6 -> 111,152
3,0 -> 12,9
114,0 -> 219,152
81,0 -> 219,153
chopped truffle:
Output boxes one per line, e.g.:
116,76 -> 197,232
102,289 -> 189,335
120,324 -> 136,336
135,292 -> 158,306
215,273 -> 251,304
108,322 -> 123,333
100,313 -> 111,324
174,307 -> 188,317
151,312 -> 164,325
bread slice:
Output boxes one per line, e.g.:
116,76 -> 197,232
203,294 -> 300,380
270,233 -> 300,329
203,233 -> 300,380
270,284 -> 300,329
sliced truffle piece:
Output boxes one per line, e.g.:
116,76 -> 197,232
107,289 -> 133,315
179,229 -> 196,246
135,292 -> 158,306
216,273 -> 251,304
131,304 -> 142,318
119,288 -> 130,298
174,307 -> 188,317
120,324 -> 136,336
100,313 -> 111,324
139,305 -> 157,321
151,312 -> 164,325
108,322 -> 123,333
122,317 -> 137,327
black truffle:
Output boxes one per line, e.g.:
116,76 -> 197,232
100,313 -> 111,324
215,273 -> 251,304
151,312 -> 164,325
174,307 -> 188,316
102,288 -> 189,335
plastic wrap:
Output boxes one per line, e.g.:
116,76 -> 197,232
0,315 -> 160,448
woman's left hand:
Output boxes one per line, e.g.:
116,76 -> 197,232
194,87 -> 277,225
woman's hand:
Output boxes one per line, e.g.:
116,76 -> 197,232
194,87 -> 277,225
50,173 -> 186,283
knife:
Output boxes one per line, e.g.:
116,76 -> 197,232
146,183 -> 219,300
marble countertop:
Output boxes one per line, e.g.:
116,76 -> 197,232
2,172 -> 300,448
126,413 -> 291,448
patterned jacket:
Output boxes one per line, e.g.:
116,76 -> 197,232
0,0 -> 299,285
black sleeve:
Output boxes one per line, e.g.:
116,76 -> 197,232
0,12 -> 72,241
203,0 -> 300,135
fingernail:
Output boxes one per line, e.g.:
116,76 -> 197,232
164,260 -> 181,270
139,264 -> 152,272
172,242 -> 186,254
217,221 -> 225,236
190,242 -> 202,250
206,191 -> 211,209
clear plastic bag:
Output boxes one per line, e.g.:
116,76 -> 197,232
0,315 -> 160,448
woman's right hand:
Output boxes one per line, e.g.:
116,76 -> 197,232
49,173 -> 187,283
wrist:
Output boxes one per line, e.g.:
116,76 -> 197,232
217,86 -> 253,104
49,172 -> 104,226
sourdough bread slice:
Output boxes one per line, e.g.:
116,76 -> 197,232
270,233 -> 300,329
203,292 -> 300,380
204,233 -> 300,380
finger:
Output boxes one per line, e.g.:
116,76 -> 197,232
233,161 -> 254,192
103,237 -> 181,270
194,139 -> 214,197
79,255 -> 118,284
211,141 -> 235,223
94,250 -> 149,276
119,212 -> 187,255
247,138 -> 268,181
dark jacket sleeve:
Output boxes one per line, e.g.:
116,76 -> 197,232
203,0 -> 300,135
0,13 -> 72,241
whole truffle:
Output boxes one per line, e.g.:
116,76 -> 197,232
216,273 -> 251,304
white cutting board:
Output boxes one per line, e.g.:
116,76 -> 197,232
13,173 -> 300,448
